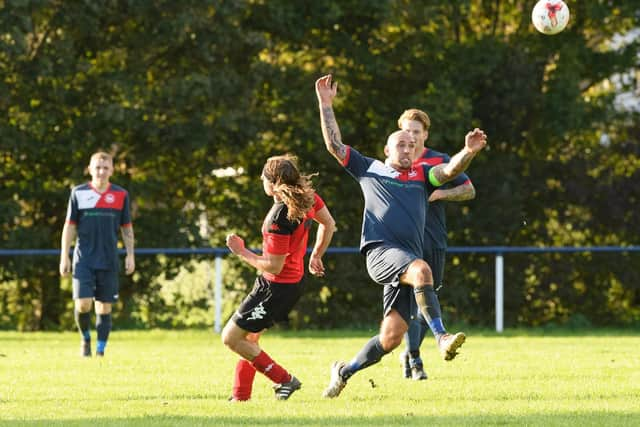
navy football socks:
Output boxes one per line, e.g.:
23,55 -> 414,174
96,313 -> 112,354
341,335 -> 388,380
414,286 -> 446,336
74,309 -> 91,341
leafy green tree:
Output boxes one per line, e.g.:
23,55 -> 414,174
1,0 -> 639,330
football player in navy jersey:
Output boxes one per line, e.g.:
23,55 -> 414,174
398,108 -> 477,381
221,154 -> 336,401
60,151 -> 135,358
315,74 -> 486,398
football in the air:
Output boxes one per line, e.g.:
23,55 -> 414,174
531,0 -> 570,35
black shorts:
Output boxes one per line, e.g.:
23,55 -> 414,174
72,263 -> 119,303
232,275 -> 303,333
423,246 -> 446,287
383,284 -> 414,326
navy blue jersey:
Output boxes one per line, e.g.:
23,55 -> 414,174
65,182 -> 132,270
342,146 -> 439,257
414,147 -> 472,249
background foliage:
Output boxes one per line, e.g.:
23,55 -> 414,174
1,0 -> 639,330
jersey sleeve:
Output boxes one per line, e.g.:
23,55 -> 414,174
65,190 -> 79,224
263,205 -> 297,255
342,146 -> 374,179
312,193 -> 325,213
448,171 -> 471,187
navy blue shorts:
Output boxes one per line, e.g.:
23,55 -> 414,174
365,244 -> 419,326
232,275 -> 303,333
424,245 -> 446,287
72,263 -> 119,303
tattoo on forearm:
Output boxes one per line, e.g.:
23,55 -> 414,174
436,150 -> 476,183
121,227 -> 135,254
321,107 -> 346,160
437,184 -> 475,201
449,151 -> 475,176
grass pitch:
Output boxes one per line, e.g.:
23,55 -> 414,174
0,328 -> 638,426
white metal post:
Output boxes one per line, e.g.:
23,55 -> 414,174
214,254 -> 223,333
495,253 -> 504,333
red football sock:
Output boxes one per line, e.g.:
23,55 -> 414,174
251,350 -> 291,384
232,358 -> 256,401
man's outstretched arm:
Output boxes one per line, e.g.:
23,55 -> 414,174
315,74 -> 347,163
431,128 -> 487,185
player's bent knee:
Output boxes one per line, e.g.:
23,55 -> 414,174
221,322 -> 245,351
405,260 -> 433,286
380,333 -> 403,351
220,323 -> 234,347
221,330 -> 235,349
415,260 -> 433,278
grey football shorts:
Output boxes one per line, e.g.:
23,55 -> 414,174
365,244 -> 419,326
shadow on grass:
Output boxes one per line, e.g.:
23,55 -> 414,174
2,412 -> 639,427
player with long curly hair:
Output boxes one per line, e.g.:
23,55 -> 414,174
221,154 -> 336,401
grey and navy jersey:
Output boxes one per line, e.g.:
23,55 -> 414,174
65,182 -> 132,270
414,147 -> 471,250
342,146 -> 438,257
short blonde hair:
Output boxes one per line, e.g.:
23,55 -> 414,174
397,108 -> 431,131
89,151 -> 113,164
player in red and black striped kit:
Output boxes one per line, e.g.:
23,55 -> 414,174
221,154 -> 336,401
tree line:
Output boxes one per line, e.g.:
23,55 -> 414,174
1,1 -> 639,330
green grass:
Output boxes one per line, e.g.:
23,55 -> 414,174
0,329 -> 639,426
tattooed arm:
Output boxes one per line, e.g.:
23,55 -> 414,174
121,225 -> 135,274
430,128 -> 487,185
429,182 -> 476,202
315,74 -> 347,162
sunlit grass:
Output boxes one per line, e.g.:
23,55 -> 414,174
0,329 -> 638,426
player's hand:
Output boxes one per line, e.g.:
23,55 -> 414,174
308,254 -> 325,277
125,254 -> 135,275
226,234 -> 245,255
59,257 -> 71,277
315,74 -> 337,106
465,128 -> 487,154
